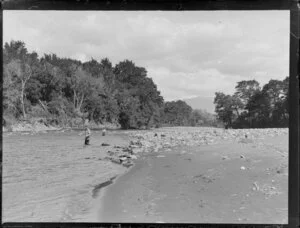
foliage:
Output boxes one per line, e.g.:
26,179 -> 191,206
3,40 -> 166,129
214,78 -> 289,129
190,109 -> 222,127
6,40 -> 285,130
162,100 -> 192,126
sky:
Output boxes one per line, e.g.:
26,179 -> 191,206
3,11 -> 289,101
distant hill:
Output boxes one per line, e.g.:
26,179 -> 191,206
184,96 -> 215,114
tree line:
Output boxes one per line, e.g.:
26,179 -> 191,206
4,40 -> 287,130
214,78 -> 289,129
3,40 -> 220,129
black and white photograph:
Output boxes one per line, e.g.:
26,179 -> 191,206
3,10 -> 289,223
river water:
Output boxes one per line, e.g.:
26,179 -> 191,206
2,130 -> 128,222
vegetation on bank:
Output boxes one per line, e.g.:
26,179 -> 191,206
3,40 -> 221,130
214,78 -> 289,129
3,40 -> 288,130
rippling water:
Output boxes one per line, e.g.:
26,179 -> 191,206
2,130 -> 128,222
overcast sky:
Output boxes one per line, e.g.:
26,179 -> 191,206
4,11 -> 289,101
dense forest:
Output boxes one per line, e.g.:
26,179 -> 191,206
214,78 -> 289,129
3,40 -> 220,130
3,40 -> 288,130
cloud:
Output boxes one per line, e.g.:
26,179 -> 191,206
3,11 -> 289,100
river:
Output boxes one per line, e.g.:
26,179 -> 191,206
2,130 -> 288,223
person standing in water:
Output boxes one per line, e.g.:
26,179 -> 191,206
84,126 -> 91,145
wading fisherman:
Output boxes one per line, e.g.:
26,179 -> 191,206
102,128 -> 106,136
84,126 -> 91,145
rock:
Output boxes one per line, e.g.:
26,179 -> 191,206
122,162 -> 133,168
132,148 -> 142,154
240,155 -> 245,159
107,151 -> 116,156
240,166 -> 246,170
161,134 -> 166,137
122,147 -> 131,151
253,182 -> 259,191
111,158 -> 121,164
101,143 -> 110,146
157,155 -> 165,158
154,133 -> 158,137
130,145 -> 140,148
222,156 -> 229,160
130,155 -> 137,160
119,157 -> 128,161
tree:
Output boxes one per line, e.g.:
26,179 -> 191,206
4,52 -> 39,119
190,109 -> 220,127
3,40 -> 28,64
163,100 -> 192,126
214,92 -> 238,128
234,80 -> 261,107
3,63 -> 21,118
113,60 -> 163,129
214,77 -> 289,129
117,92 -> 142,129
261,78 -> 289,127
245,90 -> 271,128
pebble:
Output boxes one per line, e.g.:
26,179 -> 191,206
130,155 -> 137,160
126,128 -> 288,155
157,155 -> 166,158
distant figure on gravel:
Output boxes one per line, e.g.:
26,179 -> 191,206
84,126 -> 91,145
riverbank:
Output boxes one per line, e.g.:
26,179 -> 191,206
125,127 -> 288,154
2,119 -> 121,133
99,128 -> 288,223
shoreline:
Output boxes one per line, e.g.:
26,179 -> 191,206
63,127 -> 289,222
2,120 -> 122,133
97,132 -> 288,223
75,161 -> 138,222
2,127 -> 288,222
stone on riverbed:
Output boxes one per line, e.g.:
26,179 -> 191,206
101,143 -> 110,146
125,127 -> 288,154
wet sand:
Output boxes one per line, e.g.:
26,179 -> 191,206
98,134 -> 288,223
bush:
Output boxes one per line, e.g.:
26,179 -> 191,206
28,105 -> 49,118
3,114 -> 17,130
